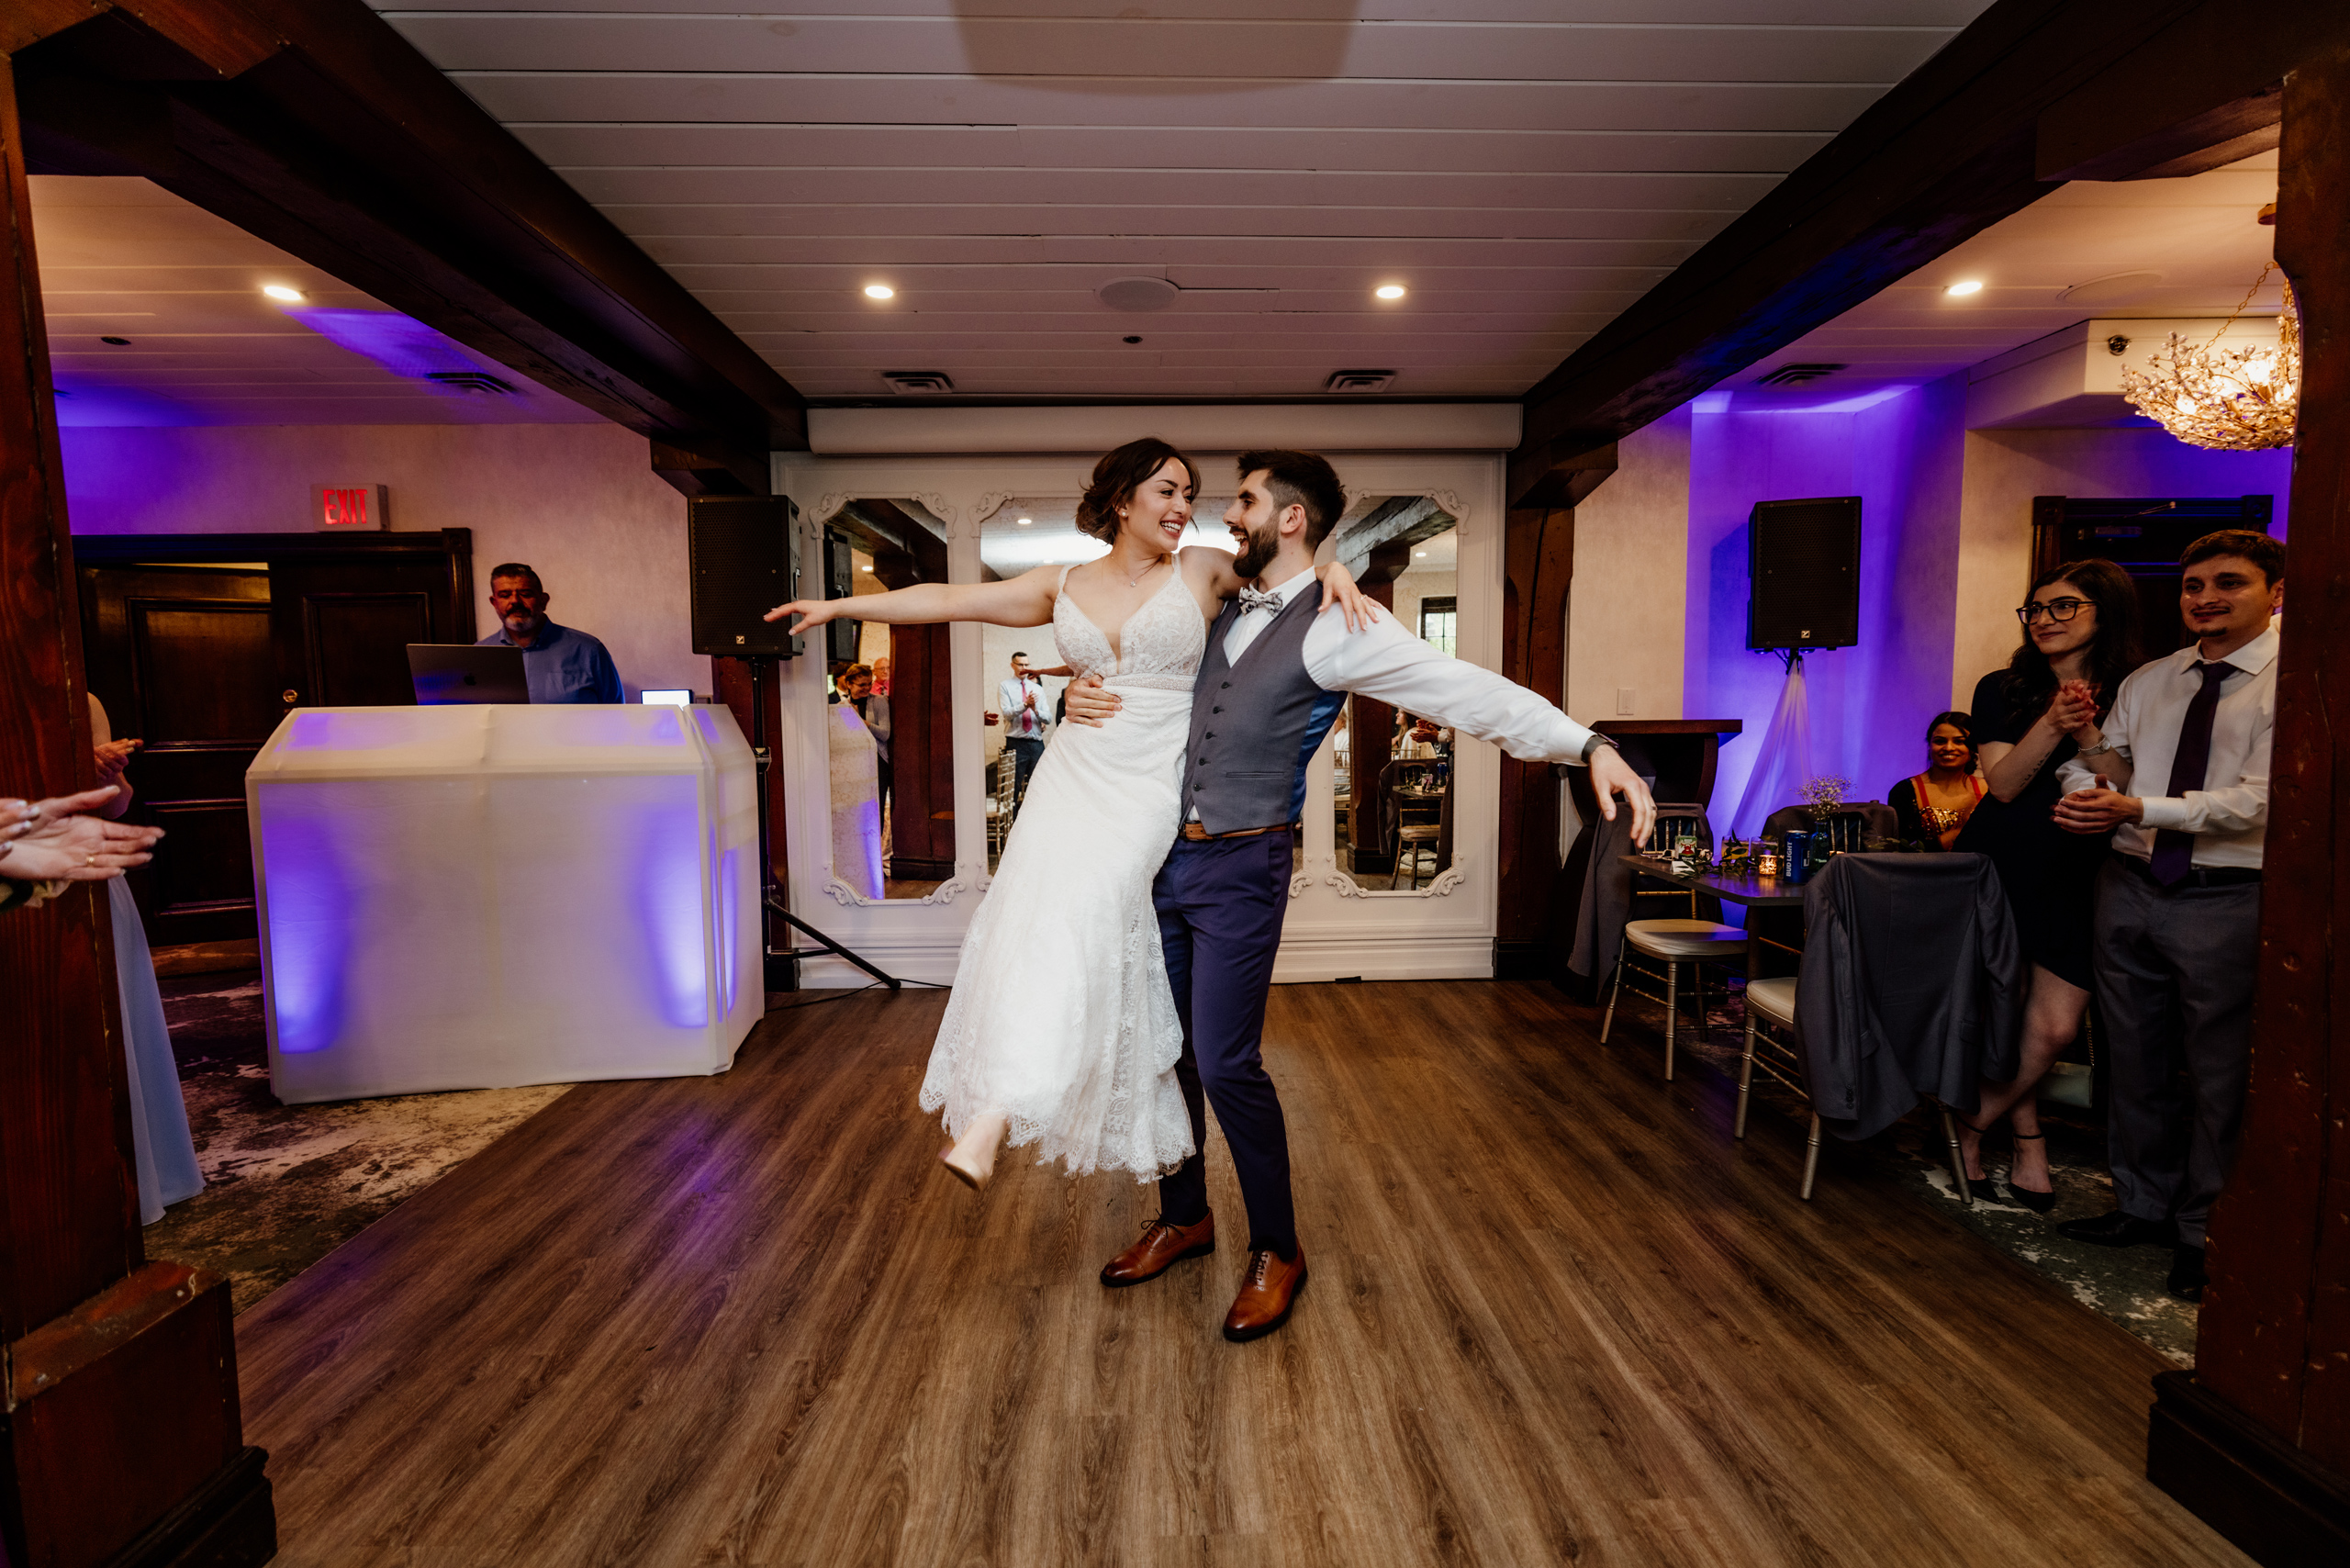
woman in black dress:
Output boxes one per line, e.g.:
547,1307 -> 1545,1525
1887,711 -> 1985,850
1953,558 -> 2142,1208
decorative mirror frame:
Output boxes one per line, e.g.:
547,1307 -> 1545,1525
773,450 -> 1508,988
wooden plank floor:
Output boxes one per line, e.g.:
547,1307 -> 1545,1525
236,981 -> 2248,1568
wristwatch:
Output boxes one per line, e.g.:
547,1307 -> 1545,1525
1581,734 -> 1619,765
2076,734 -> 2117,760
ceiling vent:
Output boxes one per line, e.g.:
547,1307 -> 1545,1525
1324,369 -> 1396,393
880,370 -> 954,395
1095,277 -> 1180,313
1754,363 -> 1845,386
423,370 -> 519,396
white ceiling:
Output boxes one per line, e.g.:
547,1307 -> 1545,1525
32,176 -> 604,426
1723,151 -> 2283,409
372,1 -> 1996,402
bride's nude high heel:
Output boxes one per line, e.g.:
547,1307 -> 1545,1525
941,1112 -> 1009,1191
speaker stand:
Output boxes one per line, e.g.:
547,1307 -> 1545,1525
745,656 -> 904,992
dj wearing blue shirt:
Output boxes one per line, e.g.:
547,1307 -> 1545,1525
474,562 -> 623,704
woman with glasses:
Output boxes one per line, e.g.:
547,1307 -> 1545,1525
1950,558 -> 2143,1208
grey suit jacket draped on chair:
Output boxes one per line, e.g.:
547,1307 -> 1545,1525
1793,854 -> 2024,1141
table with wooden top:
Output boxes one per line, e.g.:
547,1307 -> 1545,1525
1618,853 -> 1807,980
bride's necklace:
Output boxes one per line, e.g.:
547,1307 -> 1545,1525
1120,552 -> 1170,588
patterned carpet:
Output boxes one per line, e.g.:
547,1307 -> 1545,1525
146,971 -> 568,1314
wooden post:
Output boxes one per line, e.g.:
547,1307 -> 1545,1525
1494,505 -> 1572,978
0,56 -> 272,1568
2148,36 -> 2350,1565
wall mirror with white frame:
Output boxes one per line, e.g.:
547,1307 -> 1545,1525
816,498 -> 956,901
1326,497 -> 1460,892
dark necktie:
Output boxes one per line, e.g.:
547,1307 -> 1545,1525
2147,661 -> 2231,886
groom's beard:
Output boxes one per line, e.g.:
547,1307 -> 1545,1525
1229,521 -> 1280,580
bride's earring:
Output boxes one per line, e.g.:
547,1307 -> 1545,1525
941,1111 -> 1009,1192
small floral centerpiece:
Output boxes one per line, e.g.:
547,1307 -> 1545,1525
1800,775 -> 1851,824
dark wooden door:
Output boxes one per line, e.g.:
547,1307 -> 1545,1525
78,565 -> 282,946
271,557 -> 466,708
75,531 -> 475,946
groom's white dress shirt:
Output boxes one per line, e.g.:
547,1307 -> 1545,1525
1227,568 -> 1601,766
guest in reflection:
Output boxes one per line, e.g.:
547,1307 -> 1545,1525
1886,712 -> 1982,851
1950,558 -> 2143,1209
840,664 -> 891,837
476,563 -> 623,703
998,652 -> 1051,813
870,655 -> 893,696
1402,714 -> 1451,756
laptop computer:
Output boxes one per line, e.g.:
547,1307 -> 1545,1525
407,644 -> 532,705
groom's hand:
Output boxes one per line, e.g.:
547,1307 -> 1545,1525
1060,675 -> 1119,728
1589,746 -> 1656,848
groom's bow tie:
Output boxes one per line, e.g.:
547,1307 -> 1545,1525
1237,587 -> 1283,615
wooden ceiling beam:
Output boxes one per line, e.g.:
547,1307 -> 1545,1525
1507,0 -> 2350,506
12,1 -> 805,494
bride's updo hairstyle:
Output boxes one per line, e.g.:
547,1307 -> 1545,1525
1074,438 -> 1202,543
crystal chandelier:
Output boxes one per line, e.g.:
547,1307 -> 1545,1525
2119,265 -> 2300,451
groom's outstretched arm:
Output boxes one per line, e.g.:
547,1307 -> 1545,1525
1304,610 -> 1655,845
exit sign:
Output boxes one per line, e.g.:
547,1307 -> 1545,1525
311,484 -> 386,532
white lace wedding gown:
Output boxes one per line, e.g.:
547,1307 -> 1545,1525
919,566 -> 1202,1179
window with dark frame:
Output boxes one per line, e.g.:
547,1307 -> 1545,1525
1417,596 -> 1458,656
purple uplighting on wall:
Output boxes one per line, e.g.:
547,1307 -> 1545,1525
1687,378 -> 1966,835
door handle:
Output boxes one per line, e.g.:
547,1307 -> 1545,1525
281,689 -> 299,704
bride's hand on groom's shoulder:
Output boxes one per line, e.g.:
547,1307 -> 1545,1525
1314,562 -> 1378,633
762,599 -> 834,631
1062,675 -> 1120,728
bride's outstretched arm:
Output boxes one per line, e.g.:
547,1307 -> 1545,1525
766,566 -> 1058,634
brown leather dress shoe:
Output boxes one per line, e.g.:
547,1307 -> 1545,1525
1100,1213 -> 1214,1287
1222,1247 -> 1307,1342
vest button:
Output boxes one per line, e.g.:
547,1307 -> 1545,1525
1203,732 -> 1214,739
1222,681 -> 1231,689
1212,706 -> 1223,713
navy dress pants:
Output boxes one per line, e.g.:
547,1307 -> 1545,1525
1153,832 -> 1298,1258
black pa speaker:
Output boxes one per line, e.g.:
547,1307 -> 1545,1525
821,527 -> 861,666
1748,496 -> 1861,651
688,495 -> 801,658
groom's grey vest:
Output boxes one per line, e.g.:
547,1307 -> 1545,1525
1180,591 -> 1348,835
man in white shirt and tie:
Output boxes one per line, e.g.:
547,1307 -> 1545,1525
998,652 -> 1051,814
2050,529 -> 2283,1302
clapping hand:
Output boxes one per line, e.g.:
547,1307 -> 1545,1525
2046,680 -> 2098,737
2053,775 -> 2141,834
1,788 -> 163,881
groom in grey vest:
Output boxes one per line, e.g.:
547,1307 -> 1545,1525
1069,451 -> 1655,1342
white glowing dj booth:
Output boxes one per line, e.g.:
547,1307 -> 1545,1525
246,704 -> 761,1104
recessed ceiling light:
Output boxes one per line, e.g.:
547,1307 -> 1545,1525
1415,550 -> 1427,557
1944,280 -> 1984,297
262,285 -> 305,302
1375,284 -> 1407,301
1015,517 -> 1033,526
864,284 -> 895,299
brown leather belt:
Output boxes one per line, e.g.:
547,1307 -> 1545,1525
1181,821 -> 1296,842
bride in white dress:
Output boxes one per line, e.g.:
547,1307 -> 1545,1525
767,439 -> 1368,1187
